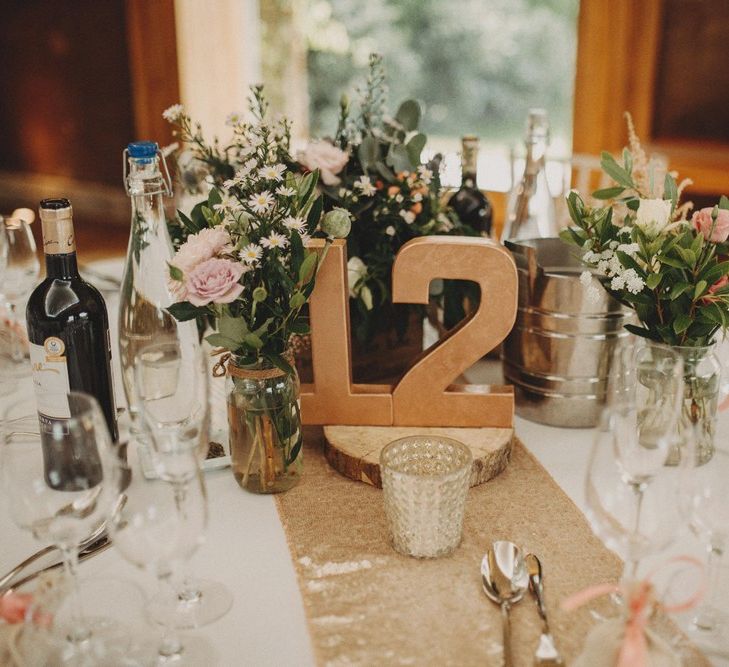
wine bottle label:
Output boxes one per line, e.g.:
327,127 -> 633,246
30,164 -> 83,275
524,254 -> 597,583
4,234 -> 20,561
30,338 -> 71,418
41,219 -> 76,254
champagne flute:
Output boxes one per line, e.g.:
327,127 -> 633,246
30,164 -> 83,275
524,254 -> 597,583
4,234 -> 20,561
1,214 -> 40,375
108,450 -> 216,664
587,341 -> 684,578
679,427 -> 729,652
1,392 -> 125,664
134,338 -> 233,628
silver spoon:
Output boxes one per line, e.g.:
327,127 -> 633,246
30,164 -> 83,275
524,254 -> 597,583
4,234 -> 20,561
525,553 -> 564,665
481,541 -> 529,667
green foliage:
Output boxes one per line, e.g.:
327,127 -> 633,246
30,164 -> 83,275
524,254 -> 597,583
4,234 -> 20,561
563,157 -> 729,346
163,87 -> 342,367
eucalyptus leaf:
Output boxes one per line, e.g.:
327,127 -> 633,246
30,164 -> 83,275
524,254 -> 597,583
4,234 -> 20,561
358,136 -> 378,171
395,99 -> 421,131
386,143 -> 412,173
406,133 -> 427,166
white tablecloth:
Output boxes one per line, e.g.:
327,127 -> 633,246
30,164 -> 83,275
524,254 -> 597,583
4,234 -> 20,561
0,259 -> 726,666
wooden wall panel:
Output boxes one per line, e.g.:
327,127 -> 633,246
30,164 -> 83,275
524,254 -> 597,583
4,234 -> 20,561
125,0 -> 180,145
573,0 -> 729,196
0,0 -> 136,185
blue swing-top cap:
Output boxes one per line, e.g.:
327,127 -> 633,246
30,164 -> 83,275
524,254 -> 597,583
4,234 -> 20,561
127,141 -> 158,163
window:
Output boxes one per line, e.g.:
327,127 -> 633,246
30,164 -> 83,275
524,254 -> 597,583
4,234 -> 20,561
261,0 -> 579,191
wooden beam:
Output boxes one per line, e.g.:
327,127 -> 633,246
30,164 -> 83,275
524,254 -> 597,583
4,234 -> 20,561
125,0 -> 180,145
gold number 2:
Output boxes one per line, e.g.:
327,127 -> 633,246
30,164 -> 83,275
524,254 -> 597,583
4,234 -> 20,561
300,238 -> 517,428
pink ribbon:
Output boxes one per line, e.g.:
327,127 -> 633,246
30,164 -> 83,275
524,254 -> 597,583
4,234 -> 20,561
561,556 -> 705,667
0,592 -> 52,627
0,592 -> 34,625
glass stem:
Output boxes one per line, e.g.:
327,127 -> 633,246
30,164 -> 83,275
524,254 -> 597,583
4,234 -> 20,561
157,572 -> 184,659
627,483 -> 646,579
695,544 -> 724,631
7,302 -> 24,362
59,544 -> 91,644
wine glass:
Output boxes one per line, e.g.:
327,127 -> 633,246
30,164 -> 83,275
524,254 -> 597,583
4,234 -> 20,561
0,214 -> 40,375
679,427 -> 729,653
134,338 -> 233,628
108,449 -> 217,664
587,341 -> 684,578
1,392 -> 125,664
0,221 -> 15,396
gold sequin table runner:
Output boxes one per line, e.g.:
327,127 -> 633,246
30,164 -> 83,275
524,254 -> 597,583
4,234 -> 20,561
275,429 -> 709,666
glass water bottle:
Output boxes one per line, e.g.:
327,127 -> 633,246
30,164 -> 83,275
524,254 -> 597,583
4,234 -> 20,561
119,142 -> 197,442
502,109 -> 557,242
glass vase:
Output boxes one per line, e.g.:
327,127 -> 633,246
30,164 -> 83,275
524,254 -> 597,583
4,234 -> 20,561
667,343 -> 721,466
226,355 -> 303,493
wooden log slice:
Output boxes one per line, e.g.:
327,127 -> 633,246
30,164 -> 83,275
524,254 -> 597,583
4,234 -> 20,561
323,425 -> 513,488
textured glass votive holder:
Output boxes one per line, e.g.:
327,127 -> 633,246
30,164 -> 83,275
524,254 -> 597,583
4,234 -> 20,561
380,435 -> 472,558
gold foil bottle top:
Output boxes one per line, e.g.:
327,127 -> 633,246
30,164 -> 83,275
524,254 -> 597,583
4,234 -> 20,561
39,198 -> 76,254
461,135 -> 480,178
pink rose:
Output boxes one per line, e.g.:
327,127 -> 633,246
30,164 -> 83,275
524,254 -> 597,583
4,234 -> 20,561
185,258 -> 246,306
298,141 -> 348,186
172,227 -> 232,273
692,207 -> 729,243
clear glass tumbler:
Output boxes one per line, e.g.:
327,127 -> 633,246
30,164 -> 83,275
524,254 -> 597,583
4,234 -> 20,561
380,435 -> 472,558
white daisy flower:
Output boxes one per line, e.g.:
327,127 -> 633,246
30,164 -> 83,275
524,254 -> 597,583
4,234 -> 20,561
260,232 -> 289,250
385,226 -> 396,236
237,159 -> 258,179
248,191 -> 274,213
395,194 -> 404,204
283,216 -> 306,233
259,164 -> 286,181
353,176 -> 377,197
417,165 -> 433,185
223,178 -> 238,190
213,194 -> 243,214
400,210 -> 416,225
162,104 -> 184,122
276,185 -> 296,197
239,243 -> 263,265
225,112 -> 244,127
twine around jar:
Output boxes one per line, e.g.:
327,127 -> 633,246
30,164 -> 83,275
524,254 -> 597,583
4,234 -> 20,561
211,349 -> 295,380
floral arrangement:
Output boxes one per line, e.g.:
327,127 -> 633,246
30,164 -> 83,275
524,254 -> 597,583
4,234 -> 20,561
561,114 -> 729,347
296,53 -> 476,343
162,88 -> 350,371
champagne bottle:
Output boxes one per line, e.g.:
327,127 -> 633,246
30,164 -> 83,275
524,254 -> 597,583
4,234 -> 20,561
501,109 -> 557,242
26,199 -> 118,486
448,135 -> 493,235
119,142 -> 180,439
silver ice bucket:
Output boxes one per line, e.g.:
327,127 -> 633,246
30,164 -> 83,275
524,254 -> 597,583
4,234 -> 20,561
502,238 -> 634,428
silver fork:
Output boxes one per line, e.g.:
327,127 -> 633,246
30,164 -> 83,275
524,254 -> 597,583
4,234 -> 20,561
525,553 -> 564,665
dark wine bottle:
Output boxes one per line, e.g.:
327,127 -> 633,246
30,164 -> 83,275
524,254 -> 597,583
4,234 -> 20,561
26,199 -> 118,477
449,135 -> 493,236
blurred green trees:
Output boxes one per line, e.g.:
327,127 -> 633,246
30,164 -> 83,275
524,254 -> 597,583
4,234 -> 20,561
302,0 -> 578,146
